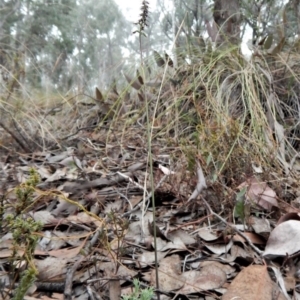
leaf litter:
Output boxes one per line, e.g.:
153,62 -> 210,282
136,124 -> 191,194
1,144 -> 299,300
1,88 -> 300,299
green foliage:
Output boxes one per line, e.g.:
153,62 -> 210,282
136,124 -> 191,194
0,0 -> 129,91
0,0 -> 76,90
234,187 -> 247,221
1,0 -> 299,94
4,168 -> 42,299
6,215 -> 42,253
14,168 -> 40,214
6,168 -> 42,257
5,213 -> 42,299
122,279 -> 154,300
12,268 -> 37,300
2,177 -> 31,234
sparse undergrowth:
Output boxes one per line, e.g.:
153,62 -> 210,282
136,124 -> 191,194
2,169 -> 42,299
122,279 -> 154,300
1,22 -> 300,300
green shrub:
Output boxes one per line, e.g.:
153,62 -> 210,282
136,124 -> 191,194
122,279 -> 154,300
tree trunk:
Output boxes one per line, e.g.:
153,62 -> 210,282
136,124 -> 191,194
213,0 -> 241,47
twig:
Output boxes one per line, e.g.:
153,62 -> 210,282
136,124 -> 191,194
117,171 -> 148,195
0,120 -> 29,152
64,256 -> 84,300
121,174 -> 168,218
60,125 -> 114,140
168,215 -> 212,232
87,276 -> 130,284
189,159 -> 263,256
199,195 -> 263,256
87,285 -> 103,300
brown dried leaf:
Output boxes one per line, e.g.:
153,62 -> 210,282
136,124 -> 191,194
32,211 -> 57,225
248,216 -> 271,235
150,255 -> 184,292
180,265 -> 226,293
160,237 -> 187,251
230,244 -> 254,260
198,228 -> 219,242
95,87 -> 104,102
164,52 -> 174,67
239,177 -> 278,211
205,239 -> 233,255
148,220 -> 169,241
96,262 -> 138,279
222,265 -> 285,300
199,260 -> 235,276
136,69 -> 144,85
257,35 -> 268,46
153,50 -> 165,67
35,257 -> 67,281
138,92 -> 144,102
168,229 -> 196,245
124,73 -> 142,90
45,167 -> 66,182
263,220 -> 300,258
109,279 -> 121,300
232,232 -> 265,245
67,212 -> 102,227
48,244 -> 84,260
138,250 -> 167,267
51,199 -> 78,216
277,212 -> 300,225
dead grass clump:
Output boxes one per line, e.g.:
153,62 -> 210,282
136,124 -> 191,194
1,46 -> 300,205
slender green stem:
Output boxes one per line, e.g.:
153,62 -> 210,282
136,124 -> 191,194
133,2 -> 159,296
139,32 -> 160,300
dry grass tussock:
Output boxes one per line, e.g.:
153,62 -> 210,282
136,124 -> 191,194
1,48 -> 300,202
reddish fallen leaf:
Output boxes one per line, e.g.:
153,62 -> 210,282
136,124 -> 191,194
238,177 -> 278,211
277,212 -> 300,225
232,232 -> 266,245
223,265 -> 286,300
35,257 -> 67,281
109,277 -> 121,300
180,265 -> 227,294
150,255 -> 184,292
48,244 -> 84,259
